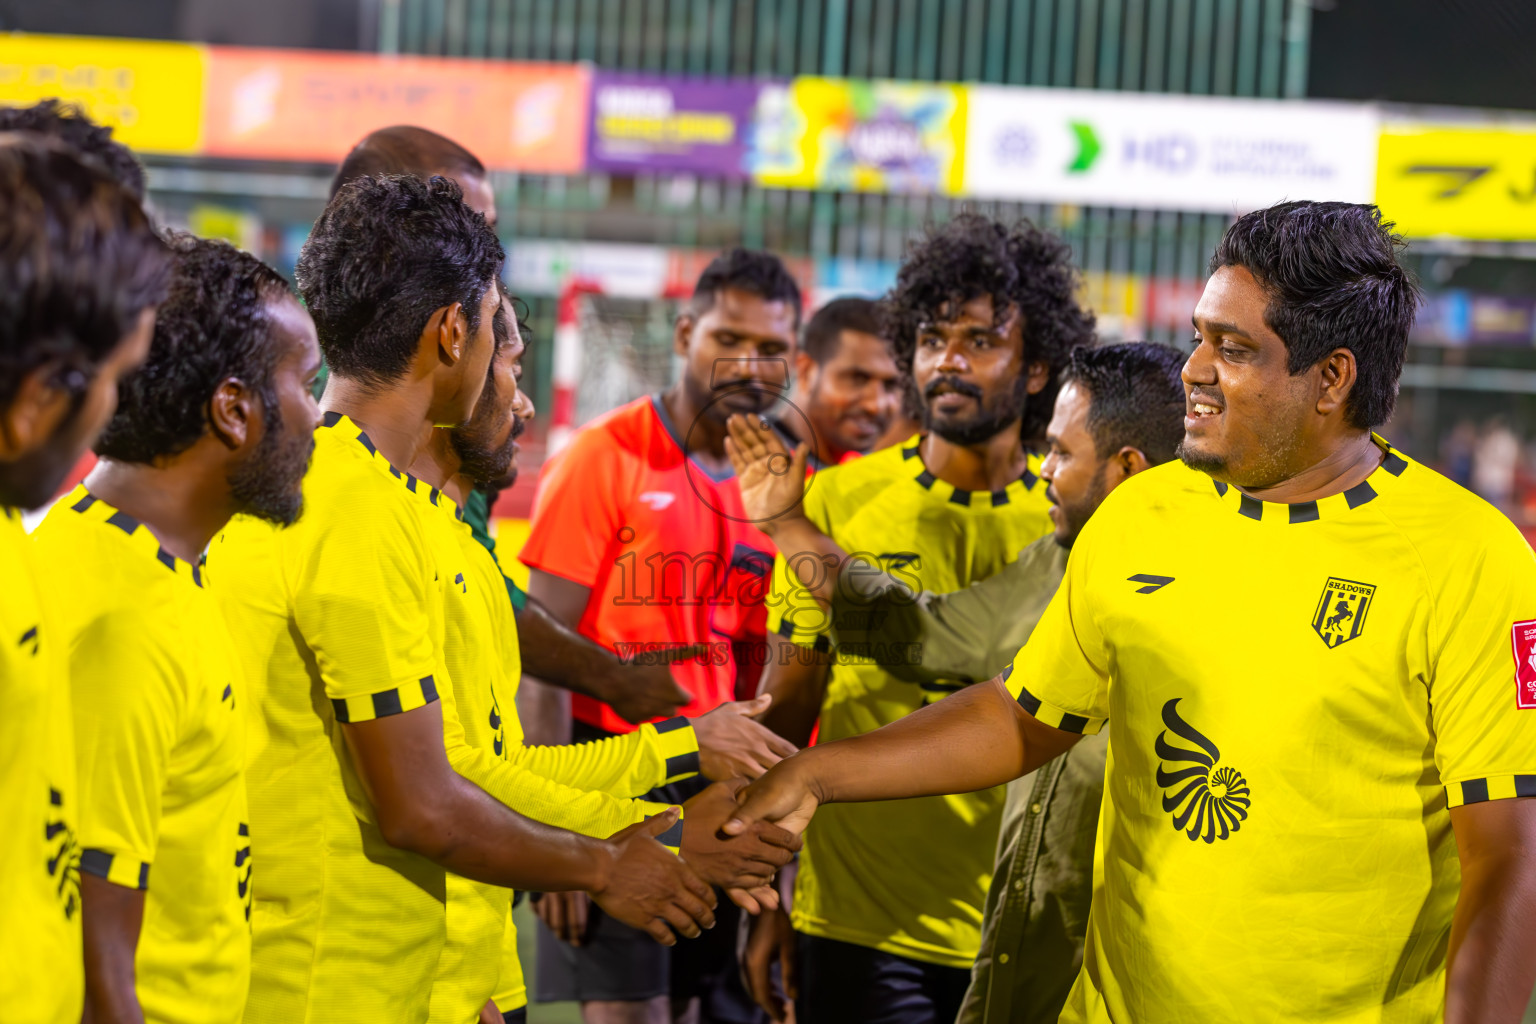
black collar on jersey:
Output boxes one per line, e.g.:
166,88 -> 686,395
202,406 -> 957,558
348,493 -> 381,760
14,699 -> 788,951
68,490 -> 203,587
768,416 -> 830,472
321,410 -> 464,520
1209,438 -> 1409,524
649,393 -> 737,484
900,438 -> 1042,508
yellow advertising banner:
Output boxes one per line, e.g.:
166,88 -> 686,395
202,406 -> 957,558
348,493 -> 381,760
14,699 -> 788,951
1376,125 -> 1536,240
0,34 -> 204,154
753,78 -> 966,195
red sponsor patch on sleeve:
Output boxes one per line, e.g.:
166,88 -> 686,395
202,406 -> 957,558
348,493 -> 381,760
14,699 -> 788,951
1513,619 -> 1536,709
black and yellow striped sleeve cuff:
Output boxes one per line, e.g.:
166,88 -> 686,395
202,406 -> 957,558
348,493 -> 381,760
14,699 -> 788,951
330,675 -> 439,724
642,805 -> 686,853
773,615 -> 833,653
645,717 -> 701,784
80,849 -> 149,890
1012,680 -> 1106,735
1446,774 -> 1536,808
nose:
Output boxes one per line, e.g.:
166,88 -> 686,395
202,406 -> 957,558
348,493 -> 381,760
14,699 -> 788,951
1039,449 -> 1059,482
514,389 -> 536,421
937,339 -> 970,376
1182,339 -> 1216,387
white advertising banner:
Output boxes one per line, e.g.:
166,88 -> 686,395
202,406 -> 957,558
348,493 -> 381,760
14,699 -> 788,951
964,86 -> 1378,212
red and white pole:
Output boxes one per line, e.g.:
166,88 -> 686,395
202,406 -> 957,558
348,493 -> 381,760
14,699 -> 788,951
549,276 -> 601,455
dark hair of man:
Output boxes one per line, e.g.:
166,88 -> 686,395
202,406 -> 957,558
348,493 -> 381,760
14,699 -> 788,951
94,233 -> 290,462
881,213 -> 1097,443
296,173 -> 504,389
0,100 -> 147,201
691,248 -> 803,327
1209,201 -> 1421,430
803,296 -> 883,365
0,136 -> 168,410
1063,342 -> 1188,467
330,125 -> 486,199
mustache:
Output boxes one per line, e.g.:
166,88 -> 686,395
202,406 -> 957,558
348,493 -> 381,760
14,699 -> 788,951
924,375 -> 983,401
508,412 -> 527,442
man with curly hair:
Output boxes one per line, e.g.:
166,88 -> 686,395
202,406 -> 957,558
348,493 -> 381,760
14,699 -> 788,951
750,213 -> 1094,1024
32,234 -> 323,1024
0,99 -> 148,201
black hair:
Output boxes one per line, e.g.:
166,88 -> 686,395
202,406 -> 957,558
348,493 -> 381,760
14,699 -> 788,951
0,100 -> 147,201
0,136 -> 168,410
1062,342 -> 1187,466
331,126 -> 486,199
94,233 -> 292,463
881,213 -> 1096,443
1209,201 -> 1421,430
296,173 -> 504,388
691,248 -> 803,327
803,296 -> 884,364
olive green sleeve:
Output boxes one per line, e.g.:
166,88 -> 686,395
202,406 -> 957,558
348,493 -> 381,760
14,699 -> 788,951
828,535 -> 1068,685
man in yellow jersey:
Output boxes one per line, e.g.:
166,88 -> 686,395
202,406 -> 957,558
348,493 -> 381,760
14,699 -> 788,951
728,342 -> 1189,1024
755,213 -> 1095,1024
208,174 -> 717,1024
0,137 -> 166,1024
404,287 -> 799,1024
33,235 -> 321,1024
330,125 -> 699,728
729,201 -> 1536,1023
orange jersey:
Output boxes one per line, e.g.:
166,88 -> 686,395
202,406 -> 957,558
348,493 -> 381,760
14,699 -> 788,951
522,396 -> 775,733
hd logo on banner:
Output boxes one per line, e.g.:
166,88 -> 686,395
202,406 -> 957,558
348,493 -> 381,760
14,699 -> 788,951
963,86 -> 1377,213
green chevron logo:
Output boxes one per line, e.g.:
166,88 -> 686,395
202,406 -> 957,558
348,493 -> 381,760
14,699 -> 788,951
1067,121 -> 1101,173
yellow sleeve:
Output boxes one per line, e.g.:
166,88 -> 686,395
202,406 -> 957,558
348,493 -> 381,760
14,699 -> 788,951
289,494 -> 441,719
1003,529 -> 1111,735
70,609 -> 177,890
516,717 -> 700,797
764,478 -> 836,650
1429,518 -> 1536,807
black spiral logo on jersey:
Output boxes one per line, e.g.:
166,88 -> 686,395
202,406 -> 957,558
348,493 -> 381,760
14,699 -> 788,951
489,687 -> 505,758
235,822 -> 252,922
46,787 -> 80,920
1155,699 -> 1250,844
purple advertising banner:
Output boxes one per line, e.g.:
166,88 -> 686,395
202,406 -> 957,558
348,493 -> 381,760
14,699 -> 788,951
587,72 -> 767,178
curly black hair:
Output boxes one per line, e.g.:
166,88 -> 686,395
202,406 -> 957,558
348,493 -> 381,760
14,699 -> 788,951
881,213 -> 1096,444
296,173 -> 504,389
0,136 -> 167,411
1210,201 -> 1420,430
0,99 -> 147,201
94,233 -> 292,464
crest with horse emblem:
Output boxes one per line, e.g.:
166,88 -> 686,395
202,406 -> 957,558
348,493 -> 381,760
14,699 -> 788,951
1312,577 -> 1376,649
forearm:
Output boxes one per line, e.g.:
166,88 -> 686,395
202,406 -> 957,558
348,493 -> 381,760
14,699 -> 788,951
81,876 -> 146,1024
762,515 -> 848,606
518,675 -> 572,745
758,644 -> 829,747
789,679 -> 1043,804
1446,853 -> 1536,1023
513,599 -> 620,703
518,720 -> 698,797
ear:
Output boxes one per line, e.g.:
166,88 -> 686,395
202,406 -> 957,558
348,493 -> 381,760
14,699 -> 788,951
793,350 -> 817,391
1110,446 -> 1152,484
432,302 -> 468,366
1024,359 -> 1051,396
1315,348 -> 1358,417
0,363 -> 75,460
673,311 -> 696,358
207,377 -> 257,451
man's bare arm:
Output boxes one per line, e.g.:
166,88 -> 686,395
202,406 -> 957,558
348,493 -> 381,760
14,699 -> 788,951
757,636 -> 832,748
726,676 -> 1080,836
519,569 -> 594,744
342,703 -> 716,944
1445,797 -> 1536,1024
80,876 -> 146,1024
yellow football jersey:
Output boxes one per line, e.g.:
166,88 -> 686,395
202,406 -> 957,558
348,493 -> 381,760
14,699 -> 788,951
1008,440 -> 1536,1023
430,512 -> 698,1020
767,438 -> 1053,969
207,413 -> 462,1024
0,506 -> 82,1023
34,487 -> 250,1024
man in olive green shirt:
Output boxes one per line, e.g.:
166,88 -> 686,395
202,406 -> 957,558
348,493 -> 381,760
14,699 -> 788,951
729,341 -> 1187,1024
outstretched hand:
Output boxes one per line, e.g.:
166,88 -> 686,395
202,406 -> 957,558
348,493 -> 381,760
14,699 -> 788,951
723,756 -> 823,842
724,414 -> 809,530
693,693 -> 799,781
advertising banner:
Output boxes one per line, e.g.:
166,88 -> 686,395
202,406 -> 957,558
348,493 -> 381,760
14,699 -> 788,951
587,72 -> 768,178
0,34 -> 204,154
203,48 -> 588,172
753,77 -> 966,195
1375,124 -> 1536,241
964,85 -> 1376,212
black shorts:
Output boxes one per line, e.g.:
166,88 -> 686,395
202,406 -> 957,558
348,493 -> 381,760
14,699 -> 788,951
499,1009 -> 526,1024
532,723 -> 762,1021
795,933 -> 971,1024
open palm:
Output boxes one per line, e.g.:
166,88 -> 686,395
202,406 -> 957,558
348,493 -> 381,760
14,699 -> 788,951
724,414 -> 810,526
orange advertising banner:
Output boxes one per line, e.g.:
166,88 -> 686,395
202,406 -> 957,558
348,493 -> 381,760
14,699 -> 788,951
202,47 -> 588,172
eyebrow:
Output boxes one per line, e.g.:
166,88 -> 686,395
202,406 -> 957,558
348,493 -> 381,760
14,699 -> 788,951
1191,316 -> 1252,338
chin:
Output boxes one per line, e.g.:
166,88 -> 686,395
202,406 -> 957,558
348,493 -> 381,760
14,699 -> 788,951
1176,438 -> 1228,476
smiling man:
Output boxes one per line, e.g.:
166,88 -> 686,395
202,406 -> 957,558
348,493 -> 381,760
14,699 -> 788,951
728,201 -> 1536,1024
754,213 -> 1093,1024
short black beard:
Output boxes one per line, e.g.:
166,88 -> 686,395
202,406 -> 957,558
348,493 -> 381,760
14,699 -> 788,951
449,374 -> 522,490
1176,438 -> 1227,475
926,375 -> 1030,446
229,394 -> 311,526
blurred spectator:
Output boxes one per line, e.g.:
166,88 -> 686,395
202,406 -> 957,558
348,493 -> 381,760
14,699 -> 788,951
1472,417 -> 1521,511
1441,420 -> 1477,489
